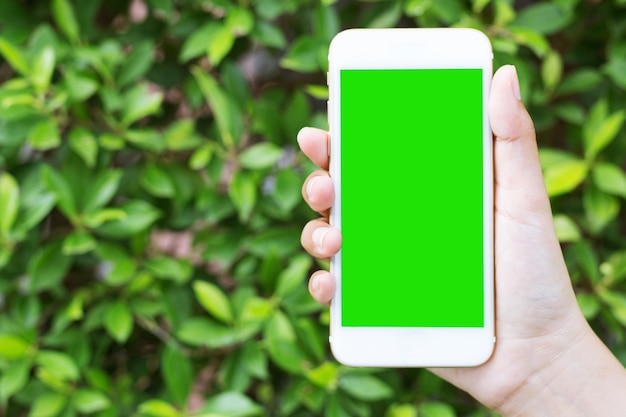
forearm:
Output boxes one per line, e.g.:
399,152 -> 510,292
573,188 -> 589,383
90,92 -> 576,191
499,323 -> 626,417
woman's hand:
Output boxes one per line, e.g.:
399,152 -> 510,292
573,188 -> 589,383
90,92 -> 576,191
298,65 -> 626,416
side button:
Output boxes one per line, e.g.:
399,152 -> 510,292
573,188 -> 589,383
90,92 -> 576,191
327,100 -> 330,124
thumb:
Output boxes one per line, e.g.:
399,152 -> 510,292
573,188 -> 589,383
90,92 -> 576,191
490,65 -> 552,226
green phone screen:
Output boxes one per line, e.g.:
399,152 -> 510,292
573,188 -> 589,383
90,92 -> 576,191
340,68 -> 485,327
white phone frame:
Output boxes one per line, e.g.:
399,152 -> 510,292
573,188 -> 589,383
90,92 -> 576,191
328,28 -> 495,367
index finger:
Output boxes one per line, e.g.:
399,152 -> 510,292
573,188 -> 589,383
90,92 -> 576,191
297,127 -> 330,170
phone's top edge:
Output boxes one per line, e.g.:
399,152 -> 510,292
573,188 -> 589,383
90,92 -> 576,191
329,28 -> 492,59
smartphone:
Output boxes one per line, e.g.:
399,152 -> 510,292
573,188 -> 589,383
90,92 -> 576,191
327,28 -> 494,367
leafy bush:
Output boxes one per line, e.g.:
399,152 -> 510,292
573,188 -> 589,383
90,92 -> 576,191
0,0 -> 626,416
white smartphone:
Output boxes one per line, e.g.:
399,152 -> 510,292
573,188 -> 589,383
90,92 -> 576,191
328,28 -> 494,367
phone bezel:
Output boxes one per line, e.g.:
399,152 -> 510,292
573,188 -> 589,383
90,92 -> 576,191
328,28 -> 495,367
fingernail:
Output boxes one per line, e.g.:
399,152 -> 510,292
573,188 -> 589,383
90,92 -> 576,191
511,65 -> 521,101
312,227 -> 329,251
306,176 -> 320,200
311,274 -> 321,292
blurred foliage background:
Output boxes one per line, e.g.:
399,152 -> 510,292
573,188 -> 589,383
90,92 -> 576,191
1,0 -> 626,416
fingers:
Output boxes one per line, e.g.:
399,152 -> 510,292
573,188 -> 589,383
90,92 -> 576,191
309,270 -> 336,305
302,171 -> 334,215
297,127 -> 330,170
490,65 -> 553,226
298,125 -> 336,306
301,219 -> 342,259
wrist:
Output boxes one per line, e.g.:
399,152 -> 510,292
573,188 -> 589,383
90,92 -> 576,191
498,317 -> 626,417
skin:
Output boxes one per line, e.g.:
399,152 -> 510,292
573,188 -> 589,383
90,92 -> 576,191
298,65 -> 626,416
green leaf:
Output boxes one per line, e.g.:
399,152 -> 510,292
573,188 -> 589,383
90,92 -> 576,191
95,200 -> 160,239
0,37 -> 30,75
275,255 -> 311,297
576,292 -> 600,320
553,214 -> 581,243
62,230 -> 97,255
145,257 -> 193,283
99,133 -> 125,151
65,71 -> 99,101
226,8 -> 254,37
239,297 -> 274,325
36,350 -> 80,381
600,250 -> 626,285
207,24 -> 235,66
280,36 -> 322,73
29,392 -> 67,417
28,242 -> 72,292
362,1 -> 402,28
221,350 -> 251,392
241,342 -> 268,379
104,301 -> 133,343
161,344 -> 193,406
584,110 -> 626,160
199,391 -> 263,417
0,172 -> 19,235
338,374 -> 393,401
176,317 -> 238,348
385,404 -> 417,417
306,362 -> 338,389
138,400 -> 181,417
246,227 -> 301,258
180,23 -> 219,62
599,290 -> 626,327
557,69 -> 602,95
229,171 -> 257,223
265,310 -> 296,342
274,169 -> 301,212
326,394 -> 351,417
31,47 -> 55,93
604,57 -> 626,90
305,84 -> 328,100
592,162 -> 626,197
252,21 -> 287,49
238,143 -> 283,169
0,359 -> 31,402
192,68 -> 235,146
0,334 -> 30,359
554,103 -> 585,125
73,389 -> 111,413
509,28 -> 550,57
418,402 -> 456,417
189,143 -> 214,170
511,3 -> 572,35
69,127 -> 98,168
432,0 -> 463,24
28,119 -> 61,151
41,165 -> 77,218
52,0 -> 80,43
314,3 -> 339,42
141,163 -> 176,197
118,40 -> 154,87
571,241 -> 600,283
82,170 -> 122,213
122,84 -> 163,126
541,50 -> 562,91
583,99 -> 608,150
584,187 -> 619,232
544,159 -> 588,197
193,280 -> 234,324
164,119 -> 201,151
83,208 -> 126,228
